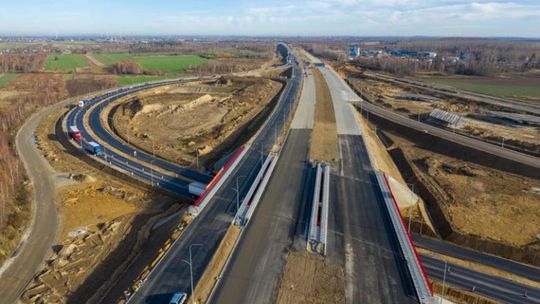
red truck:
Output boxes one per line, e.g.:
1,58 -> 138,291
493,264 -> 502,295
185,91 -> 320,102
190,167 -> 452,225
69,126 -> 81,141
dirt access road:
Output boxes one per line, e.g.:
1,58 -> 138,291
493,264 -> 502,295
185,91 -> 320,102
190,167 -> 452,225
0,97 -> 76,303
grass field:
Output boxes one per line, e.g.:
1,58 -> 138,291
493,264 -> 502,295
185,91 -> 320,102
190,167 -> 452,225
116,75 -> 169,86
426,78 -> 540,102
0,73 -> 19,89
92,53 -> 207,74
44,54 -> 89,72
0,42 -> 27,50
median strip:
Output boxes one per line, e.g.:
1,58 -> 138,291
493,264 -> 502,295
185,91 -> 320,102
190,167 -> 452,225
233,153 -> 278,226
307,162 -> 330,255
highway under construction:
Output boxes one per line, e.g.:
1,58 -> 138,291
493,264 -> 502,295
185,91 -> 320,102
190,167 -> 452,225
4,43 -> 540,304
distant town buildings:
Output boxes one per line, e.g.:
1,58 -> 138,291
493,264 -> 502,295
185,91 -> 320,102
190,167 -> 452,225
348,44 -> 360,59
350,47 -> 470,64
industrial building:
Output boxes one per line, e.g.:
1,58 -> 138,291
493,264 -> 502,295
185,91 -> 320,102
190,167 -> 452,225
427,108 -> 463,128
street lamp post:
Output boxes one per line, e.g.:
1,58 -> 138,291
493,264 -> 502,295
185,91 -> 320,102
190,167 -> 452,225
407,183 -> 415,233
150,159 -> 156,186
440,260 -> 448,304
181,243 -> 203,304
233,175 -> 247,212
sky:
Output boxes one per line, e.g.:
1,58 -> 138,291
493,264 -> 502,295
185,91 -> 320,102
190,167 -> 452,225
0,0 -> 539,37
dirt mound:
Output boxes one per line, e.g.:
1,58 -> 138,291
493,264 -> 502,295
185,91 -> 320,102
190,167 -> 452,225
277,251 -> 345,304
21,218 -> 131,304
112,77 -> 282,166
389,133 -> 540,247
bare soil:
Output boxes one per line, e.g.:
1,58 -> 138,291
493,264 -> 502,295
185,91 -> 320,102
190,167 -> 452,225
346,70 -> 540,148
111,77 -> 282,166
389,133 -> 540,247
276,251 -> 345,304
24,99 -> 184,303
310,68 -> 339,162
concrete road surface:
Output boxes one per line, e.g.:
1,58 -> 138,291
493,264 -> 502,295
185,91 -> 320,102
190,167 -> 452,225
211,129 -> 313,304
0,99 -> 71,303
319,65 -> 419,303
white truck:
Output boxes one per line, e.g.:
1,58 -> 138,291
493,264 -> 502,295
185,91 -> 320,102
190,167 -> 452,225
188,182 -> 207,196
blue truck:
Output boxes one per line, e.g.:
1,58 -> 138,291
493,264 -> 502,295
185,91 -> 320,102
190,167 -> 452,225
85,141 -> 103,156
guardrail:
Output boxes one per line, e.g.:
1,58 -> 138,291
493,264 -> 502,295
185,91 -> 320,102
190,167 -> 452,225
233,153 -> 278,226
375,171 -> 434,303
308,162 -> 330,255
189,145 -> 249,215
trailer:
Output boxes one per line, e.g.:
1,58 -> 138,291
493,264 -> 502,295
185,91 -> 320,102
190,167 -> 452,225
85,141 -> 103,155
68,126 -> 81,141
188,182 -> 207,196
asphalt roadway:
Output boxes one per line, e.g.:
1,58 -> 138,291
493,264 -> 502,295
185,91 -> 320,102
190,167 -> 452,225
421,254 -> 540,304
64,80 -> 211,197
414,235 -> 540,283
371,73 -> 540,116
360,100 -> 540,170
0,98 -> 74,303
210,129 -> 313,304
127,45 -> 302,304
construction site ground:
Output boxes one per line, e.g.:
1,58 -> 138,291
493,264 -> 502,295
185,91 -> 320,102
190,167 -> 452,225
276,251 -> 345,304
387,132 -> 540,248
353,109 -> 437,233
110,76 -> 282,168
21,103 -> 185,303
345,71 -> 539,149
309,68 -> 339,162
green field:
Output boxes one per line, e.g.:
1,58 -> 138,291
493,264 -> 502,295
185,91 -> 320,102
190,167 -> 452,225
44,54 -> 89,72
92,53 -> 207,74
426,79 -> 540,101
0,42 -> 26,50
117,75 -> 169,86
0,73 -> 19,89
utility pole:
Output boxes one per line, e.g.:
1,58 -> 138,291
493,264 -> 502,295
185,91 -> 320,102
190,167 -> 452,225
408,184 -> 414,233
233,175 -> 246,212
440,260 -> 448,304
150,159 -> 155,187
182,244 -> 203,304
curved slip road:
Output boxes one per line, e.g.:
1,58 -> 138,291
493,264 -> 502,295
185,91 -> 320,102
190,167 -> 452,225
64,79 -> 212,197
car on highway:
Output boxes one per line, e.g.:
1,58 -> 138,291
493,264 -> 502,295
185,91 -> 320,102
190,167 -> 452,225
169,292 -> 187,304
